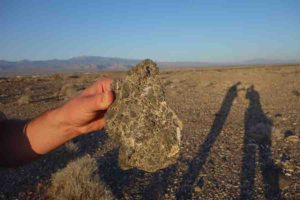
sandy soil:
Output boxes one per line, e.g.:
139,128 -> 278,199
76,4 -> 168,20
0,65 -> 299,199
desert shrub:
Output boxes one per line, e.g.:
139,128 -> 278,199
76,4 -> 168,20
65,141 -> 79,153
25,86 -> 32,93
47,155 -> 114,200
59,84 -> 79,100
68,74 -> 80,79
163,80 -> 173,87
292,90 -> 300,97
52,74 -> 64,81
64,87 -> 78,99
17,95 -> 31,105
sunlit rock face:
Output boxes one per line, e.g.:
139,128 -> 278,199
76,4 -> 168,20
105,59 -> 182,172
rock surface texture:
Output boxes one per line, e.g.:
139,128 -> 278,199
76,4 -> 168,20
105,59 -> 182,172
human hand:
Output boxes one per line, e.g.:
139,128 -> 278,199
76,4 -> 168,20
2,78 -> 114,163
9,78 -> 115,160
58,78 -> 114,136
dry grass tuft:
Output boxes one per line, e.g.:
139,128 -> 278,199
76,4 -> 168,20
59,84 -> 79,100
52,73 -> 64,81
68,74 -> 80,79
64,141 -> 79,153
292,90 -> 300,97
17,95 -> 31,105
47,155 -> 114,200
25,86 -> 32,93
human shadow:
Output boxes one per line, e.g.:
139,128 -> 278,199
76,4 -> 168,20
175,82 -> 240,199
239,85 -> 281,200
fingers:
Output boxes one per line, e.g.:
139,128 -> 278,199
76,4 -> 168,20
80,91 -> 114,112
101,78 -> 113,92
80,78 -> 113,97
86,118 -> 106,132
75,117 -> 106,134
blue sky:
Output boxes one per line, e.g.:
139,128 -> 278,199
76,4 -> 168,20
0,0 -> 300,62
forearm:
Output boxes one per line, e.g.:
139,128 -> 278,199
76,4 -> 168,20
26,107 -> 78,155
0,107 -> 78,167
0,79 -> 113,167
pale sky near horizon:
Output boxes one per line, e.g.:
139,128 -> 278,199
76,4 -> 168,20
0,0 -> 300,62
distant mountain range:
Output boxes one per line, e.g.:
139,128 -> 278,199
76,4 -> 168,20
0,56 -> 299,76
0,56 -> 140,76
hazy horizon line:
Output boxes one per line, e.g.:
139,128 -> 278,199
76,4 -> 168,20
1,55 -> 300,64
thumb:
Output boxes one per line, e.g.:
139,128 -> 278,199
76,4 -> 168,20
81,91 -> 114,112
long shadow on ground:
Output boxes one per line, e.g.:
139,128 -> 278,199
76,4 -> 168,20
239,86 -> 281,200
175,82 -> 240,199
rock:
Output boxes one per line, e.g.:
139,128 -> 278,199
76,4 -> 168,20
105,59 -> 182,172
286,135 -> 299,143
282,117 -> 288,121
194,186 -> 202,193
279,173 -> 293,190
284,130 -> 296,138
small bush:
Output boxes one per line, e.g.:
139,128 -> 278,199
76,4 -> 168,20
47,155 -> 114,200
163,80 -> 173,87
59,84 -> 79,100
25,86 -> 31,92
52,74 -> 64,81
65,141 -> 79,153
68,74 -> 80,79
292,90 -> 300,97
64,87 -> 78,99
17,95 -> 31,105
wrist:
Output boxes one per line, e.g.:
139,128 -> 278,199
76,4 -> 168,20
24,107 -> 77,155
48,106 -> 81,139
27,106 -> 79,142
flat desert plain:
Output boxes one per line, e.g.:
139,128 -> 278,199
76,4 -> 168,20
0,65 -> 299,199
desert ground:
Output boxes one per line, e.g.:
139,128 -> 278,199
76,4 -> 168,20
0,65 -> 299,199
